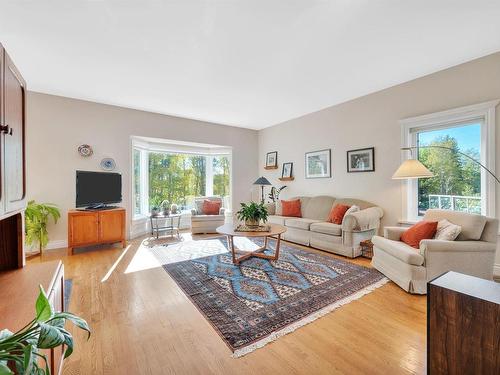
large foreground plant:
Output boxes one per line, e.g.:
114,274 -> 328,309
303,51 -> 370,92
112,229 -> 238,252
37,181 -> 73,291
0,286 -> 91,374
25,201 -> 61,253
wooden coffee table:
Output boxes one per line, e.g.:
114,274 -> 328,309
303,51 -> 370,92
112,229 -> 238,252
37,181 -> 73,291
216,223 -> 287,265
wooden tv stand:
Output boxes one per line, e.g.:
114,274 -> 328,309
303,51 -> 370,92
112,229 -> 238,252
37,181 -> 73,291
68,207 -> 126,255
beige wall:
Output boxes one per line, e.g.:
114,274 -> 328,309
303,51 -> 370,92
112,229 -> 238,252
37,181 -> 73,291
26,92 -> 258,245
258,52 -> 500,273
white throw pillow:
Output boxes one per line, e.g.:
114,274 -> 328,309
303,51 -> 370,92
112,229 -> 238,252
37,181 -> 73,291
344,205 -> 360,217
275,200 -> 282,215
434,219 -> 462,241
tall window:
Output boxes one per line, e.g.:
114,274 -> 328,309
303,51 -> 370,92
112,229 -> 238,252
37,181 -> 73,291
132,143 -> 231,218
401,100 -> 497,222
416,123 -> 481,215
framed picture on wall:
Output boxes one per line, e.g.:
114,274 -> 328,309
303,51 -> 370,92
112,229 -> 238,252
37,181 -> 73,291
347,147 -> 375,172
305,149 -> 331,178
282,162 -> 293,178
266,151 -> 278,168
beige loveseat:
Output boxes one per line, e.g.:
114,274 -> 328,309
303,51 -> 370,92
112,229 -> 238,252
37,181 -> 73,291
266,196 -> 384,258
372,209 -> 498,294
191,196 -> 226,234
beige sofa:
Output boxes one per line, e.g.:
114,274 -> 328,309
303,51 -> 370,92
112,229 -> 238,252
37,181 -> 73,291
191,196 -> 226,234
266,196 -> 383,258
372,209 -> 498,294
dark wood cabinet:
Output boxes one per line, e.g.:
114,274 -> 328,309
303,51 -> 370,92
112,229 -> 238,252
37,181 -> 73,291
68,208 -> 126,254
428,271 -> 500,375
3,50 -> 26,213
0,42 -> 27,270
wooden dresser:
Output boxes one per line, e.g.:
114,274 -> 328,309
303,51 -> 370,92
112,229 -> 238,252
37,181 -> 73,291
428,271 -> 500,374
68,207 -> 126,254
0,261 -> 65,374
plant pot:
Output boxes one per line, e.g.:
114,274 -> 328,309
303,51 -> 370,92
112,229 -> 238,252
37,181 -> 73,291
151,209 -> 159,217
162,210 -> 170,216
171,204 -> 178,214
245,219 -> 260,228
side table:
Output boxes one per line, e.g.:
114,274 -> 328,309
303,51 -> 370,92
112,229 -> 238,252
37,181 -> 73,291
149,213 -> 181,239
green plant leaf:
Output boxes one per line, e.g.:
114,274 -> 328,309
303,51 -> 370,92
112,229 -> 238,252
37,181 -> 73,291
23,344 -> 33,374
52,313 -> 91,340
0,329 -> 13,341
35,286 -> 53,322
37,323 -> 65,349
59,328 -> 74,359
0,362 -> 13,375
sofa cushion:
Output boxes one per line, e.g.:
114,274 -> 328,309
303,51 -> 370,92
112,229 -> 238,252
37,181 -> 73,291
281,199 -> 302,217
372,236 -> 425,266
284,218 -> 321,230
310,222 -> 342,236
401,221 -> 438,248
202,199 -> 221,215
302,196 -> 336,220
191,214 -> 225,222
328,204 -> 351,224
434,219 -> 461,241
268,215 -> 287,226
423,209 -> 487,241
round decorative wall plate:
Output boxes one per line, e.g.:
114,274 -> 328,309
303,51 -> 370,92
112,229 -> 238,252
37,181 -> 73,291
100,158 -> 116,171
78,144 -> 93,157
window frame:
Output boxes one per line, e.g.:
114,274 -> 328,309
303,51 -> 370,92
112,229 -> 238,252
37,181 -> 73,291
399,100 -> 498,223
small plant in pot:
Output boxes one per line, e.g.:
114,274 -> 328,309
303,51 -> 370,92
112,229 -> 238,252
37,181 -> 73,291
150,206 -> 160,217
160,200 -> 170,216
236,202 -> 268,228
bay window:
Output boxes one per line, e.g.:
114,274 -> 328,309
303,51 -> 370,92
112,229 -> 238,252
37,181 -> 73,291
132,139 -> 231,219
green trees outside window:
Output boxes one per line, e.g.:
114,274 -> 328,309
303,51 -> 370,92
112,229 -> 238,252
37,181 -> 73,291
133,150 -> 231,213
417,124 -> 481,215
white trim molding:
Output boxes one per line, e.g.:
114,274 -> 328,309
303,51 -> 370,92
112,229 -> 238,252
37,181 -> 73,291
399,100 -> 499,222
493,264 -> 500,280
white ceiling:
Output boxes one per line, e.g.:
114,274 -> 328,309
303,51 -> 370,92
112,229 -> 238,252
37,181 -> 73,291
1,1 -> 500,130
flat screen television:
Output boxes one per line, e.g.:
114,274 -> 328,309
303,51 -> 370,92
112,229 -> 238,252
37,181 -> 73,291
76,171 -> 122,208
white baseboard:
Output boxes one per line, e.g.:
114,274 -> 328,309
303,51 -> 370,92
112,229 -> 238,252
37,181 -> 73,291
494,263 -> 500,280
45,240 -> 68,250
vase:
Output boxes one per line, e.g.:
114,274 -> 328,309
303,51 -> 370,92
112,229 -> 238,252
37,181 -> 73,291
245,219 -> 260,228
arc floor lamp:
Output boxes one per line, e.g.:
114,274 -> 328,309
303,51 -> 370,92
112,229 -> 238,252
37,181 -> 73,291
392,146 -> 500,184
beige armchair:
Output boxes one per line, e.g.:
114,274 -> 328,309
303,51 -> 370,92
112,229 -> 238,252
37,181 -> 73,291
372,209 -> 498,294
191,196 -> 226,234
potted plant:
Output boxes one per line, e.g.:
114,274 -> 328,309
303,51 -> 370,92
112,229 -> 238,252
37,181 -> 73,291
170,203 -> 178,214
236,202 -> 268,228
25,201 -> 61,254
0,286 -> 90,374
150,206 -> 160,217
268,186 -> 287,203
160,200 -> 170,216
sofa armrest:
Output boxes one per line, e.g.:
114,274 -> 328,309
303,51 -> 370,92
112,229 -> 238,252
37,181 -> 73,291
383,226 -> 407,241
419,239 -> 496,255
342,206 -> 383,232
219,207 -> 226,215
191,208 -> 198,216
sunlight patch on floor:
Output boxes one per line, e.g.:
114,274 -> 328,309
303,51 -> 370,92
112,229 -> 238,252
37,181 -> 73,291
101,244 -> 132,282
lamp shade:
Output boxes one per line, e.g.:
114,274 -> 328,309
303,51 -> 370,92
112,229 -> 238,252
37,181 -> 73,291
253,176 -> 272,186
392,159 -> 434,179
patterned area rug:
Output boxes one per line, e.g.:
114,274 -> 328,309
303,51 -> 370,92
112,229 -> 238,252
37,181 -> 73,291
154,237 -> 387,357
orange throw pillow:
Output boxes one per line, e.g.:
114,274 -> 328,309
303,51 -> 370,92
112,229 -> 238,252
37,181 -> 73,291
401,221 -> 438,248
328,204 -> 351,224
281,199 -> 302,217
202,199 -> 221,215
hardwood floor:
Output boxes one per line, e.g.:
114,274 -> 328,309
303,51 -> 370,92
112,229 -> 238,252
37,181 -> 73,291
29,234 -> 426,375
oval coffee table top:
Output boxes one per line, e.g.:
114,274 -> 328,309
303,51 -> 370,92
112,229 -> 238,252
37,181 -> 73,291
216,223 -> 287,237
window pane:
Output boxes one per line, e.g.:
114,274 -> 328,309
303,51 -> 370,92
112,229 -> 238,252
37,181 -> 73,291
133,149 -> 141,215
213,156 -> 231,209
148,153 -> 207,210
417,123 -> 481,215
